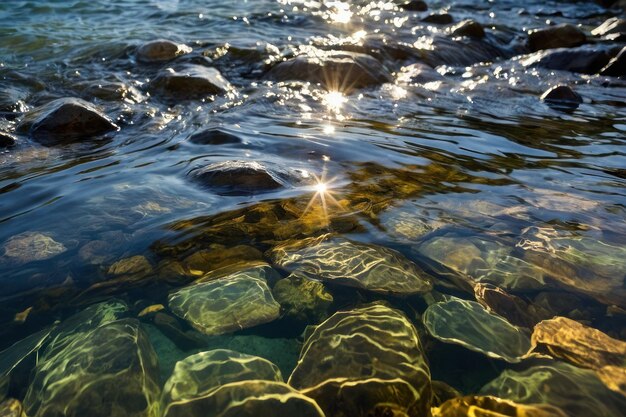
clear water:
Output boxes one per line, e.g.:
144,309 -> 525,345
0,0 -> 625,415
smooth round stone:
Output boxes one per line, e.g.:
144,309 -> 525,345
527,24 -> 586,52
449,20 -> 485,38
17,97 -> 118,145
541,85 -> 583,111
168,267 -> 281,335
136,39 -> 192,63
150,65 -> 232,99
269,234 -> 433,296
423,298 -> 532,363
2,232 -> 66,264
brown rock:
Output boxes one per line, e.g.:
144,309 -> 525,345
150,65 -> 232,99
449,20 -> 485,39
474,283 -> 538,328
400,1 -> 428,11
136,39 -> 192,64
422,13 -> 453,24
528,24 -> 586,52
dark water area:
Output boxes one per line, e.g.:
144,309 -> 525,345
1,0 -> 626,416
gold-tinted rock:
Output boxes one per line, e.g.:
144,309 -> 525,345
0,399 -> 26,417
531,316 -> 626,369
474,283 -> 539,328
269,234 -> 433,296
272,274 -> 333,323
108,255 -> 152,276
289,303 -> 432,417
595,366 -> 626,397
183,246 -> 264,277
423,298 -> 531,363
432,395 -> 567,417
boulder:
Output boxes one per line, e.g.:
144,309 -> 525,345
267,49 -> 392,90
150,65 -> 232,99
17,97 -> 118,145
449,20 -> 485,39
269,234 -> 433,296
521,46 -> 615,74
527,24 -> 586,52
136,39 -> 192,64
168,266 -> 281,335
423,298 -> 532,363
289,303 -> 432,417
540,85 -> 583,111
600,46 -> 626,76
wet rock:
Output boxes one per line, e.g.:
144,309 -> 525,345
168,266 -> 281,335
591,17 -> 626,38
540,85 -> 583,111
415,35 -> 511,68
423,298 -> 532,363
150,65 -> 232,99
272,273 -> 333,324
474,283 -> 539,328
521,46 -> 615,74
267,49 -> 392,90
449,20 -> 485,39
422,13 -> 453,24
480,362 -> 626,417
600,46 -> 626,76
188,128 -> 242,145
398,63 -> 445,85
527,24 -> 586,52
596,366 -> 626,397
108,255 -> 152,276
0,88 -> 28,113
151,312 -> 206,351
0,399 -> 26,417
433,396 -> 568,417
0,132 -> 16,148
400,0 -> 428,11
163,380 -> 324,417
182,245 -> 264,276
431,381 -> 462,407
83,81 -> 142,102
136,39 -> 192,64
190,160 -> 306,196
531,316 -> 626,370
17,97 -> 118,145
269,234 -> 433,296
289,303 -> 432,417
162,350 -> 283,406
2,232 -> 66,264
78,240 -> 117,265
24,319 -> 160,417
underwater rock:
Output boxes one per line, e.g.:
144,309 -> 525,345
400,1 -> 428,11
182,245 -> 264,276
272,273 -> 333,324
168,266 -> 281,335
17,97 -> 118,145
474,283 -> 539,328
269,234 -> 433,296
595,366 -> 626,397
423,298 -> 532,363
531,316 -> 626,370
0,87 -> 28,113
267,49 -> 392,90
188,128 -> 242,145
2,231 -> 66,264
527,24 -> 586,52
163,380 -> 324,417
136,39 -> 192,64
521,46 -> 615,74
150,65 -> 232,99
0,132 -> 16,148
422,13 -> 453,24
289,303 -> 432,417
162,349 -> 283,405
540,85 -> 583,111
78,240 -> 117,265
432,395 -> 568,417
190,160 -> 307,196
0,399 -> 26,417
600,46 -> 626,76
449,20 -> 485,39
108,255 -> 153,276
83,81 -> 142,102
151,312 -> 206,351
480,362 -> 626,417
24,319 -> 160,417
431,381 -> 462,407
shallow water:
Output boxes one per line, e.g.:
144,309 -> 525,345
1,0 -> 625,416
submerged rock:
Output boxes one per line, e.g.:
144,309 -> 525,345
136,39 -> 192,64
272,273 -> 333,324
540,85 -> 583,111
269,234 -> 433,296
0,132 -> 16,148
398,63 -> 445,85
433,396 -> 567,417
267,49 -> 392,90
531,316 -> 626,370
150,65 -> 232,99
527,24 -> 586,52
190,160 -> 306,196
596,366 -> 626,397
600,46 -> 626,76
188,128 -> 242,145
17,97 -> 118,145
480,362 -> 626,417
108,255 -> 152,276
0,399 -> 26,417
168,266 -> 281,335
24,319 -> 160,417
2,232 -> 66,264
474,283 -> 540,328
449,20 -> 485,39
423,298 -> 532,363
289,303 -> 432,417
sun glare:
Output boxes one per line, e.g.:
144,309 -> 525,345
323,91 -> 347,112
327,1 -> 352,24
302,171 -> 344,225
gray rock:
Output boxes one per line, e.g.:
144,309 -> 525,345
150,65 -> 232,99
521,46 -> 615,74
267,49 -> 392,90
2,232 -> 67,264
541,85 -> 583,111
136,39 -> 192,64
398,63 -> 445,84
188,129 -> 242,145
17,98 -> 118,145
528,24 -> 586,52
422,13 -> 453,24
449,20 -> 485,39
600,46 -> 626,77
400,0 -> 428,11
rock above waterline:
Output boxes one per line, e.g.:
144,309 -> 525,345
541,85 -> 583,111
528,24 -> 586,52
591,17 -> 626,38
400,0 -> 428,11
0,132 -> 16,148
150,65 -> 232,99
267,49 -> 392,90
168,266 -> 281,335
600,46 -> 626,76
289,303 -> 432,417
17,98 -> 118,145
449,20 -> 485,39
422,13 -> 453,24
2,231 -> 66,264
136,39 -> 192,64
521,46 -> 615,74
269,234 -> 433,296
